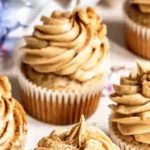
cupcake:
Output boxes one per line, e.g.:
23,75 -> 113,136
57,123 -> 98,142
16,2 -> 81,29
109,62 -> 150,149
18,7 -> 109,124
0,75 -> 27,149
124,0 -> 150,59
102,0 -> 121,7
35,115 -> 120,150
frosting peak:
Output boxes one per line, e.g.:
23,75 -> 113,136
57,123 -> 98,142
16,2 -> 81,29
110,62 -> 150,144
64,115 -> 86,147
35,115 -> 119,150
23,7 -> 109,82
130,62 -> 150,79
130,0 -> 150,13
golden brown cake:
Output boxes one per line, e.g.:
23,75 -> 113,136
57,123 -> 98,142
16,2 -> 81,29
109,62 -> 150,149
18,7 -> 109,125
124,0 -> 150,59
35,116 -> 120,150
0,75 -> 27,150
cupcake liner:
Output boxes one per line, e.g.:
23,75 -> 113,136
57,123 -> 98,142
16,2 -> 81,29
109,121 -> 150,150
124,12 -> 150,59
18,70 -> 105,125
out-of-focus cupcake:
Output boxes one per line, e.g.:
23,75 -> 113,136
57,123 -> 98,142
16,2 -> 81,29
102,0 -> 121,7
0,75 -> 27,149
18,7 -> 109,125
109,62 -> 150,149
35,115 -> 120,150
124,0 -> 150,59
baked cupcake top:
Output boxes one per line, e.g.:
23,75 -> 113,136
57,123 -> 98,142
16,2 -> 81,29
35,116 -> 119,150
0,76 -> 27,149
130,0 -> 150,13
23,7 -> 109,83
110,62 -> 150,144
125,0 -> 150,27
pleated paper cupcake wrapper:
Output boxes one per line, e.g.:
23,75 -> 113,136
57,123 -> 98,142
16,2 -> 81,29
124,13 -> 150,59
18,71 -> 104,125
109,122 -> 149,150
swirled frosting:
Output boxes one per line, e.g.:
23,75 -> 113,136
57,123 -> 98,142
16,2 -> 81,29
0,75 -> 27,149
130,0 -> 150,13
35,115 -> 119,150
23,7 -> 109,82
110,62 -> 150,144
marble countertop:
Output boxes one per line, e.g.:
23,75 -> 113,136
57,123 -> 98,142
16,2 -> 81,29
0,0 -> 149,149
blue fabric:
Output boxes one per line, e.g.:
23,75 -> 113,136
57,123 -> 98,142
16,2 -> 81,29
0,0 -> 48,56
0,0 -> 28,55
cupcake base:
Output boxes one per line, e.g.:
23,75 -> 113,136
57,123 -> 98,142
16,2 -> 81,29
19,70 -> 104,125
21,90 -> 101,125
124,13 -> 150,60
109,121 -> 150,150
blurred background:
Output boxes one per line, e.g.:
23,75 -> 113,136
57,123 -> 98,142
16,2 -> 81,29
0,0 -> 51,69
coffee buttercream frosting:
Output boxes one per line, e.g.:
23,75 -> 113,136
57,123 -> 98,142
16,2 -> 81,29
0,76 -> 27,149
23,7 -> 109,82
110,62 -> 150,144
130,0 -> 150,13
35,116 -> 119,150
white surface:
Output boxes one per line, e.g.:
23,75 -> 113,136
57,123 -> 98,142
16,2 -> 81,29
1,0 -> 150,149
